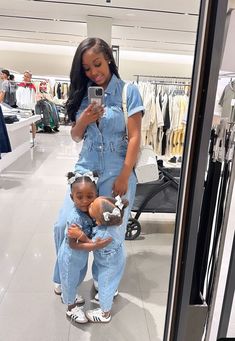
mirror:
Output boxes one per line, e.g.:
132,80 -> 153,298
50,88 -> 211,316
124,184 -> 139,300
0,1 -> 201,340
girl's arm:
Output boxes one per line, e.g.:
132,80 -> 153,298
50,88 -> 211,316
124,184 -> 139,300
69,237 -> 112,251
67,224 -> 91,243
113,112 -> 142,196
71,103 -> 104,142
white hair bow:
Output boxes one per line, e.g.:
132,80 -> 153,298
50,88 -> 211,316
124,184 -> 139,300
114,195 -> 124,210
103,207 -> 121,222
68,171 -> 98,185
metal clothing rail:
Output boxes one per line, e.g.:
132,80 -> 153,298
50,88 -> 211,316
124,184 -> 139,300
219,72 -> 235,78
133,74 -> 192,83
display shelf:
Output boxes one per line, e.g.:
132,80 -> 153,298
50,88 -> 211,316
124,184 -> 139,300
0,115 -> 41,172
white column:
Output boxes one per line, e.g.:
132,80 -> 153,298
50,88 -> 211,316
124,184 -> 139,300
86,16 -> 112,45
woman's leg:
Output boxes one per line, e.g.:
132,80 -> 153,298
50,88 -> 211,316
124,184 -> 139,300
53,186 -> 73,284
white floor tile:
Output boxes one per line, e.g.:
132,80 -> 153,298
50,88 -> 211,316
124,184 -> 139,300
0,126 -> 175,341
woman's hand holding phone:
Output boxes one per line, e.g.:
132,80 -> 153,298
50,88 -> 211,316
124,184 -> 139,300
81,103 -> 104,125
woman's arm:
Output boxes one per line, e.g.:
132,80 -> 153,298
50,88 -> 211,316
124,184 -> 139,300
71,103 -> 104,142
112,112 -> 142,196
0,91 -> 5,103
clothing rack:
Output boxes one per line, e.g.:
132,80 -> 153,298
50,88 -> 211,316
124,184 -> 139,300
134,74 -> 191,83
219,72 -> 235,78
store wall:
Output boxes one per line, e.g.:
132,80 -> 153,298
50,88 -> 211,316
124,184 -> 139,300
120,59 -> 192,81
0,43 -> 193,81
0,50 -> 73,79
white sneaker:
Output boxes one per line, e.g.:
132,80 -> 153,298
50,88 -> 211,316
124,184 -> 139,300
94,290 -> 119,301
66,306 -> 88,324
86,308 -> 111,323
54,283 -> 62,295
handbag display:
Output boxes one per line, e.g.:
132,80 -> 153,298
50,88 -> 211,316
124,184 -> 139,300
122,83 -> 159,183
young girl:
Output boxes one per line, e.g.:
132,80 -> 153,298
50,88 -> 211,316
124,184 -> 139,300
57,172 -> 112,323
58,172 -> 128,323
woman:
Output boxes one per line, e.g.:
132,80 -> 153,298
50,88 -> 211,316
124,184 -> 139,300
53,37 -> 144,322
0,69 -> 11,105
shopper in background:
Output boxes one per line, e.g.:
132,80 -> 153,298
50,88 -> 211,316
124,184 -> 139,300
9,74 -> 18,108
53,37 -> 144,322
16,70 -> 37,141
0,69 -> 11,106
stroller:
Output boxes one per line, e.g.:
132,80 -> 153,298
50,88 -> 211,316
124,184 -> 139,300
125,164 -> 180,240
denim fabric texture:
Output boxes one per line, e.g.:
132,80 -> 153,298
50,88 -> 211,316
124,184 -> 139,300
53,74 -> 144,311
56,206 -> 95,305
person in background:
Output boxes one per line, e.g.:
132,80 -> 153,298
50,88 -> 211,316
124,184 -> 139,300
16,70 -> 37,142
0,69 -> 11,106
53,37 -> 144,323
9,74 -> 18,108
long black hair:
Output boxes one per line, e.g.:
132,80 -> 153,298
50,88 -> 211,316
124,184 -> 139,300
66,37 -> 120,122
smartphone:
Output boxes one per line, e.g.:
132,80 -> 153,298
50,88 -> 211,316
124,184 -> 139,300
88,86 -> 104,106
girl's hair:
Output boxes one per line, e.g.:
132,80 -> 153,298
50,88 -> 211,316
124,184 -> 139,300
96,197 -> 129,226
66,37 -> 120,122
67,171 -> 97,192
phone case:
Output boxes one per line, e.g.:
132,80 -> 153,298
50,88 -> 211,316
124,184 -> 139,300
88,86 -> 104,105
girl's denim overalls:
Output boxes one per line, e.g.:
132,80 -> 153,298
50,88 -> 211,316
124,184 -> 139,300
57,207 -> 95,305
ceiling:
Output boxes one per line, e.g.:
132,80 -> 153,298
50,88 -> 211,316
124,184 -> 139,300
0,0 -> 200,55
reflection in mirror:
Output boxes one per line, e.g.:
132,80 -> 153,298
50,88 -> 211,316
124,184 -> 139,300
0,1 -> 201,340
192,8 -> 235,341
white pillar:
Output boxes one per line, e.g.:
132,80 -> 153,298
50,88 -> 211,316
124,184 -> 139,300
86,16 -> 112,45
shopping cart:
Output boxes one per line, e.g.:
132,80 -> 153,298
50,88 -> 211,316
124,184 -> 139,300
125,165 -> 180,240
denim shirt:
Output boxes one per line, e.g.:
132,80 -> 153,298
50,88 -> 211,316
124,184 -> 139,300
65,206 -> 96,241
74,74 -> 144,175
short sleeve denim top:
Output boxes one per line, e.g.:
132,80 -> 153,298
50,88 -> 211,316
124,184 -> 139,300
74,74 -> 144,175
65,206 -> 96,239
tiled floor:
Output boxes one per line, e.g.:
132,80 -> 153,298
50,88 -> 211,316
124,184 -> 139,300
0,126 -> 175,341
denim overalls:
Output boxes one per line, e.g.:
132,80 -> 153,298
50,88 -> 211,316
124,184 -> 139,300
53,74 -> 144,311
57,206 -> 95,305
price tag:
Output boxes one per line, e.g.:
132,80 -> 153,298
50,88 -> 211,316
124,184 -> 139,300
231,99 -> 235,106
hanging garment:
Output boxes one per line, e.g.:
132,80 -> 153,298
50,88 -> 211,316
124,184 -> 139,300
35,99 -> 59,131
206,127 -> 234,304
16,83 -> 36,110
0,106 -> 12,157
219,80 -> 235,120
190,121 -> 228,305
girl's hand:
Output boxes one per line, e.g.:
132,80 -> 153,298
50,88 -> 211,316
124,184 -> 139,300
69,237 -> 112,251
112,175 -> 129,196
67,224 -> 82,239
81,103 -> 104,125
92,237 -> 112,250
